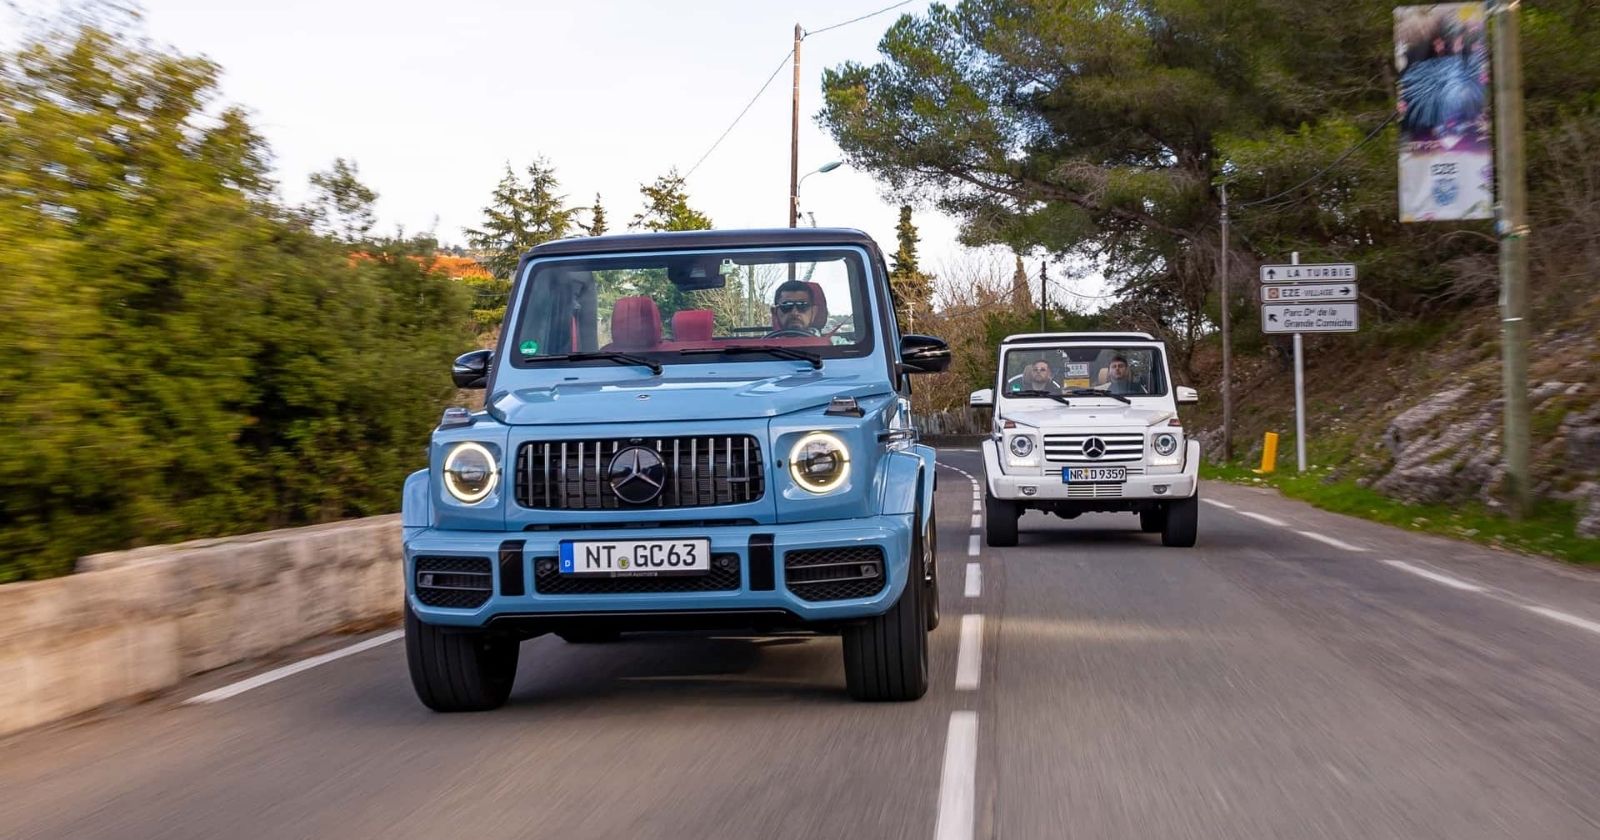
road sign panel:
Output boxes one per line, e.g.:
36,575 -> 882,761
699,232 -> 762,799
1259,282 -> 1358,303
1259,263 -> 1357,283
1261,302 -> 1359,334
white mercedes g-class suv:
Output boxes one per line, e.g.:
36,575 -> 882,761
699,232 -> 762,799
970,332 -> 1200,547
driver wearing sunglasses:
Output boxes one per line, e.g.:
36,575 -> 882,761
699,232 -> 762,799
770,280 -> 819,335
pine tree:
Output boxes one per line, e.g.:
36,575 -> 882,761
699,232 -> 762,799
631,169 -> 712,231
888,205 -> 932,325
1011,254 -> 1033,309
464,158 -> 575,279
587,193 -> 608,236
307,158 -> 378,243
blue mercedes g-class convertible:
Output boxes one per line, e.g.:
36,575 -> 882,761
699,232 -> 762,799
403,228 -> 951,710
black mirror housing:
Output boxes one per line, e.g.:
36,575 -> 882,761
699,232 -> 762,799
452,349 -> 492,389
899,334 -> 951,374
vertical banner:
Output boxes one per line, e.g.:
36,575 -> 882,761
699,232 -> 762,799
1395,3 -> 1493,222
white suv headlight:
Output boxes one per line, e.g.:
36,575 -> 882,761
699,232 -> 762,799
790,432 -> 851,493
1009,434 -> 1035,458
1150,432 -> 1182,466
1003,429 -> 1040,468
443,442 -> 499,503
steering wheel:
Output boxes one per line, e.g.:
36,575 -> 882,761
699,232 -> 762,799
763,329 -> 816,339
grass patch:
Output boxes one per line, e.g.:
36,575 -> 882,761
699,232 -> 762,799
1202,460 -> 1599,565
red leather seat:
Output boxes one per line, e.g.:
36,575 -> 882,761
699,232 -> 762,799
606,296 -> 662,351
672,309 -> 714,342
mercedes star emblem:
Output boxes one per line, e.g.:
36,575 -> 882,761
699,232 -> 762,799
1081,437 -> 1107,460
607,446 -> 666,504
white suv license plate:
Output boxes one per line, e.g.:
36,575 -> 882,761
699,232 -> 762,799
559,539 -> 712,577
1064,467 -> 1127,483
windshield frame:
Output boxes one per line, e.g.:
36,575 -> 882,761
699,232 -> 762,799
501,245 -> 882,373
998,343 -> 1171,400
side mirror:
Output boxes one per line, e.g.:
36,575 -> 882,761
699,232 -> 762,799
1176,385 -> 1199,405
899,334 -> 951,374
452,349 -> 492,389
969,388 -> 994,408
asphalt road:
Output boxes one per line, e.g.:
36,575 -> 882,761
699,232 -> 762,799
4,447 -> 1600,839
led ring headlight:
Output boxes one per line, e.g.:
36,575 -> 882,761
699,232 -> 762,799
1009,435 -> 1035,458
1153,433 -> 1179,457
789,432 -> 850,494
443,442 -> 498,503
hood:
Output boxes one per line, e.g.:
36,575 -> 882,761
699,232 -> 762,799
1001,401 -> 1175,431
489,370 -> 889,426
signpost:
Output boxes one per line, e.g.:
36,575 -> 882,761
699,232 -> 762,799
1259,254 -> 1362,472
1259,263 -> 1356,283
1260,282 -> 1357,303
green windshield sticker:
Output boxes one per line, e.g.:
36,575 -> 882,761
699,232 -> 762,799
519,340 -> 539,355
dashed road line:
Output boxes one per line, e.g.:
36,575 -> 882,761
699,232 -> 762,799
1238,511 -> 1288,527
185,630 -> 402,705
967,534 -> 980,557
970,514 -> 982,529
1382,560 -> 1487,593
1522,606 -> 1600,636
1202,498 -> 1236,510
964,562 -> 982,598
1302,531 -> 1367,553
955,615 -> 984,690
934,711 -> 978,840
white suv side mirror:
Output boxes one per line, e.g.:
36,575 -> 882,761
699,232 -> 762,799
1176,386 -> 1199,405
969,388 -> 994,408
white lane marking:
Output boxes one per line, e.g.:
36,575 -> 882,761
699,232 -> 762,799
1302,531 -> 1368,553
972,502 -> 981,514
1239,511 -> 1288,527
1203,498 -> 1236,510
1382,560 -> 1486,593
955,614 -> 984,690
964,562 -> 982,598
1524,606 -> 1600,636
184,630 -> 403,705
967,534 -> 980,557
970,514 -> 982,529
935,711 -> 978,840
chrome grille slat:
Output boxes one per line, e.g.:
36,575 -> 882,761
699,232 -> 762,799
516,436 -> 763,510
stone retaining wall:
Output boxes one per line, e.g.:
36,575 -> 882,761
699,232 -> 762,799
0,515 -> 402,738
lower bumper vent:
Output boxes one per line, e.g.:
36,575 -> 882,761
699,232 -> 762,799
415,556 -> 493,608
531,554 -> 742,595
784,546 -> 887,602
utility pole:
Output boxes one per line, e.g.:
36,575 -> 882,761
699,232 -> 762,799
788,23 -> 802,228
1039,259 -> 1048,332
1219,183 -> 1233,462
1291,252 -> 1307,472
1492,1 -> 1531,517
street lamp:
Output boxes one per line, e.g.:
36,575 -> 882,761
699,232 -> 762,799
792,160 -> 843,228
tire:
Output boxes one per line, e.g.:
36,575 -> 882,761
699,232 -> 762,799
1161,492 -> 1199,547
557,629 -> 623,644
843,522 -> 930,702
405,603 -> 520,712
923,505 -> 941,631
1140,508 -> 1164,533
985,493 -> 1019,547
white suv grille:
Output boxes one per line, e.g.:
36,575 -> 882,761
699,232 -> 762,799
1043,432 -> 1144,463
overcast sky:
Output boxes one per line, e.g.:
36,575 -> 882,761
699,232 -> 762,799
8,0 -> 1114,306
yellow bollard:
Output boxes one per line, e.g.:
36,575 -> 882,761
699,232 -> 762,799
1253,432 -> 1279,475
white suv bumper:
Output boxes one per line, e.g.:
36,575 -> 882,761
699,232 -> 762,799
981,439 -> 1199,501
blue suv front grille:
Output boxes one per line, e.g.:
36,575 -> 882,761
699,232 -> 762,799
514,436 -> 764,510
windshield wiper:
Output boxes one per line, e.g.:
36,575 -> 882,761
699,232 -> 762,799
679,345 -> 823,369
1009,388 -> 1073,406
1064,387 -> 1132,405
551,352 -> 662,375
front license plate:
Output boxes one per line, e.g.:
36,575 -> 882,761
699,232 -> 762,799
559,539 -> 711,577
1064,467 -> 1127,483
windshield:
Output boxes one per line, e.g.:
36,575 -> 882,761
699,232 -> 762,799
1001,345 -> 1168,398
508,247 -> 874,369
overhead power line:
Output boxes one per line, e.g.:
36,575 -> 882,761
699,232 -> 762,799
804,0 -> 917,37
1235,112 -> 1398,209
682,48 -> 794,179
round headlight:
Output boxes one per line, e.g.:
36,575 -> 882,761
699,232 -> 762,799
1009,435 -> 1035,458
1154,433 -> 1179,457
789,432 -> 850,494
443,442 -> 498,503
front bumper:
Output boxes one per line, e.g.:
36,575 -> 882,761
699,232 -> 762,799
981,439 -> 1199,501
404,514 -> 914,629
